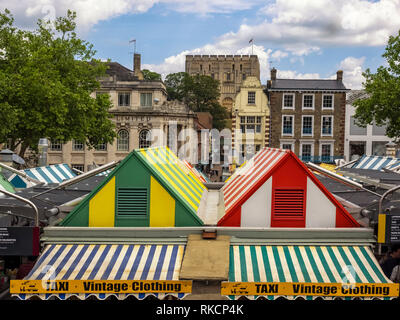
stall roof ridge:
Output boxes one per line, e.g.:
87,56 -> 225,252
41,226 -> 375,246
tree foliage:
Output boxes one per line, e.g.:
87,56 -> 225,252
164,72 -> 229,129
141,69 -> 161,81
0,9 -> 116,159
354,30 -> 400,140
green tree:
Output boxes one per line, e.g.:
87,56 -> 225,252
142,69 -> 161,81
354,30 -> 400,140
0,9 -> 116,159
164,72 -> 229,129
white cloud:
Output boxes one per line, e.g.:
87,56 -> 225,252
337,56 -> 366,89
221,0 -> 400,52
271,0 -> 399,46
273,56 -> 365,89
143,44 -> 273,82
1,0 -> 157,31
1,0 -> 264,30
276,70 -> 321,80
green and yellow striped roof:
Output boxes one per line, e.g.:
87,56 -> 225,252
135,146 -> 207,215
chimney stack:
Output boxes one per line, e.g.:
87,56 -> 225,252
336,70 -> 343,81
271,68 -> 277,81
134,53 -> 141,76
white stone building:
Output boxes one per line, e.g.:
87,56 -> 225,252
344,90 -> 394,161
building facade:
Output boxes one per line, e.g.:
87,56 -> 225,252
345,90 -> 394,161
231,76 -> 270,162
266,68 -> 348,163
47,55 -> 197,172
185,55 -> 260,114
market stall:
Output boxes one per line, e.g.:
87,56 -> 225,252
61,146 -> 207,227
222,243 -> 397,300
7,164 -> 76,188
12,243 -> 190,300
219,147 -> 359,228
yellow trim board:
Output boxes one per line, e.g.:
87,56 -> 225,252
150,176 -> 175,227
377,214 -> 386,243
89,176 -> 116,227
10,280 -> 192,294
221,282 -> 399,297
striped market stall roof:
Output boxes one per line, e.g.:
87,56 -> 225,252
351,155 -> 400,171
226,245 -> 395,300
0,172 -> 15,193
8,164 -> 76,188
136,147 -> 207,215
14,244 -> 186,300
223,148 -> 287,213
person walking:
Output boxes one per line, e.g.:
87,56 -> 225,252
390,264 -> 400,283
381,244 -> 400,279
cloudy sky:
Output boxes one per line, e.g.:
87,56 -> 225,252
2,0 -> 400,89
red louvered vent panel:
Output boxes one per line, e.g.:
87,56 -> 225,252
273,189 -> 305,218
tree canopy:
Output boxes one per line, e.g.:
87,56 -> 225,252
354,30 -> 400,140
142,69 -> 162,81
164,72 -> 229,129
0,9 -> 116,159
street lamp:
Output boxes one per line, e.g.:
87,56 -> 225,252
38,138 -> 49,167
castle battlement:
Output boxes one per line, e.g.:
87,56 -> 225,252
186,54 -> 258,61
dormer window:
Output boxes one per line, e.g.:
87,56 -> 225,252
248,91 -> 256,104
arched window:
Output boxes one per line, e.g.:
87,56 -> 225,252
117,130 -> 129,151
139,130 -> 151,149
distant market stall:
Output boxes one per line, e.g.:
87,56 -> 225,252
6,164 -> 76,188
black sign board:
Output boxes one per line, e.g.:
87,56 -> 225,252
388,214 -> 400,243
0,227 -> 40,256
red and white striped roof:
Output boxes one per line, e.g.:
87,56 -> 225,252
223,148 -> 288,213
182,160 -> 207,183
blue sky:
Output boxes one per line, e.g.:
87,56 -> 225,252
3,0 -> 400,88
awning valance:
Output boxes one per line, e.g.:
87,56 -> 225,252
13,244 -> 188,300
223,245 -> 398,300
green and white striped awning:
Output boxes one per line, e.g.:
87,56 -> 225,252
225,245 -> 397,300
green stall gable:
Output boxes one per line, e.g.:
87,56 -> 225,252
60,147 -> 205,227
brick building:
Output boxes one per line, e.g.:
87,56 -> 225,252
266,68 -> 349,162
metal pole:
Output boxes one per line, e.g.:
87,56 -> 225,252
306,162 -> 383,197
30,161 -> 119,200
378,184 -> 400,215
334,158 -> 359,170
0,162 -> 42,184
0,189 -> 39,226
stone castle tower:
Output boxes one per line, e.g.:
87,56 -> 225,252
185,55 -> 260,113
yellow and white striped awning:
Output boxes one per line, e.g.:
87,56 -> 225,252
14,244 -> 186,300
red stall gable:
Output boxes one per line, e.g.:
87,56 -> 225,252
219,148 -> 359,228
